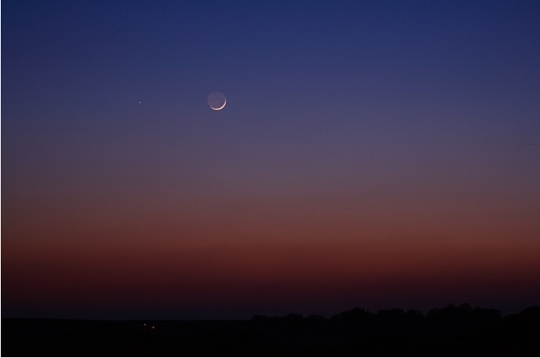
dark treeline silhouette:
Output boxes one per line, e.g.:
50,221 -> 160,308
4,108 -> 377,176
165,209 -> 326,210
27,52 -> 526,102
3,304 -> 539,356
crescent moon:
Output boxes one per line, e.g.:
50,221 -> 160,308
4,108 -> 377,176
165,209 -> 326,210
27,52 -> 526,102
208,92 -> 227,111
211,98 -> 226,111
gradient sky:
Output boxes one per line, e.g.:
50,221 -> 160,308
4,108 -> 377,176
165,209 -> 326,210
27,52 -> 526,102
2,0 -> 540,320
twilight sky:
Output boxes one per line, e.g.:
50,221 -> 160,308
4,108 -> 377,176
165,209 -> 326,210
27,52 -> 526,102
2,0 -> 540,320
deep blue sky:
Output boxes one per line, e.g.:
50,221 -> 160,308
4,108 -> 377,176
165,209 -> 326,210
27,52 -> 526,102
3,0 -> 540,319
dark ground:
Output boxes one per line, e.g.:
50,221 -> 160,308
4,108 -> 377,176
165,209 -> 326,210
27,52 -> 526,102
2,305 -> 539,356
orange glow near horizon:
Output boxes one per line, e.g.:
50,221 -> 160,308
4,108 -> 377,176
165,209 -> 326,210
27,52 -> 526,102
3,206 -> 540,318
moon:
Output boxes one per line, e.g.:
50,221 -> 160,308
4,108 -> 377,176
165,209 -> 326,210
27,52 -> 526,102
208,92 -> 226,111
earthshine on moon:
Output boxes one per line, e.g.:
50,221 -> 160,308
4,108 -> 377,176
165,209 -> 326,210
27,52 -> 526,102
208,92 -> 226,110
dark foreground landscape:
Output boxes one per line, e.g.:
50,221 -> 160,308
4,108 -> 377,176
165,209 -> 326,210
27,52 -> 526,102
3,305 -> 540,356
